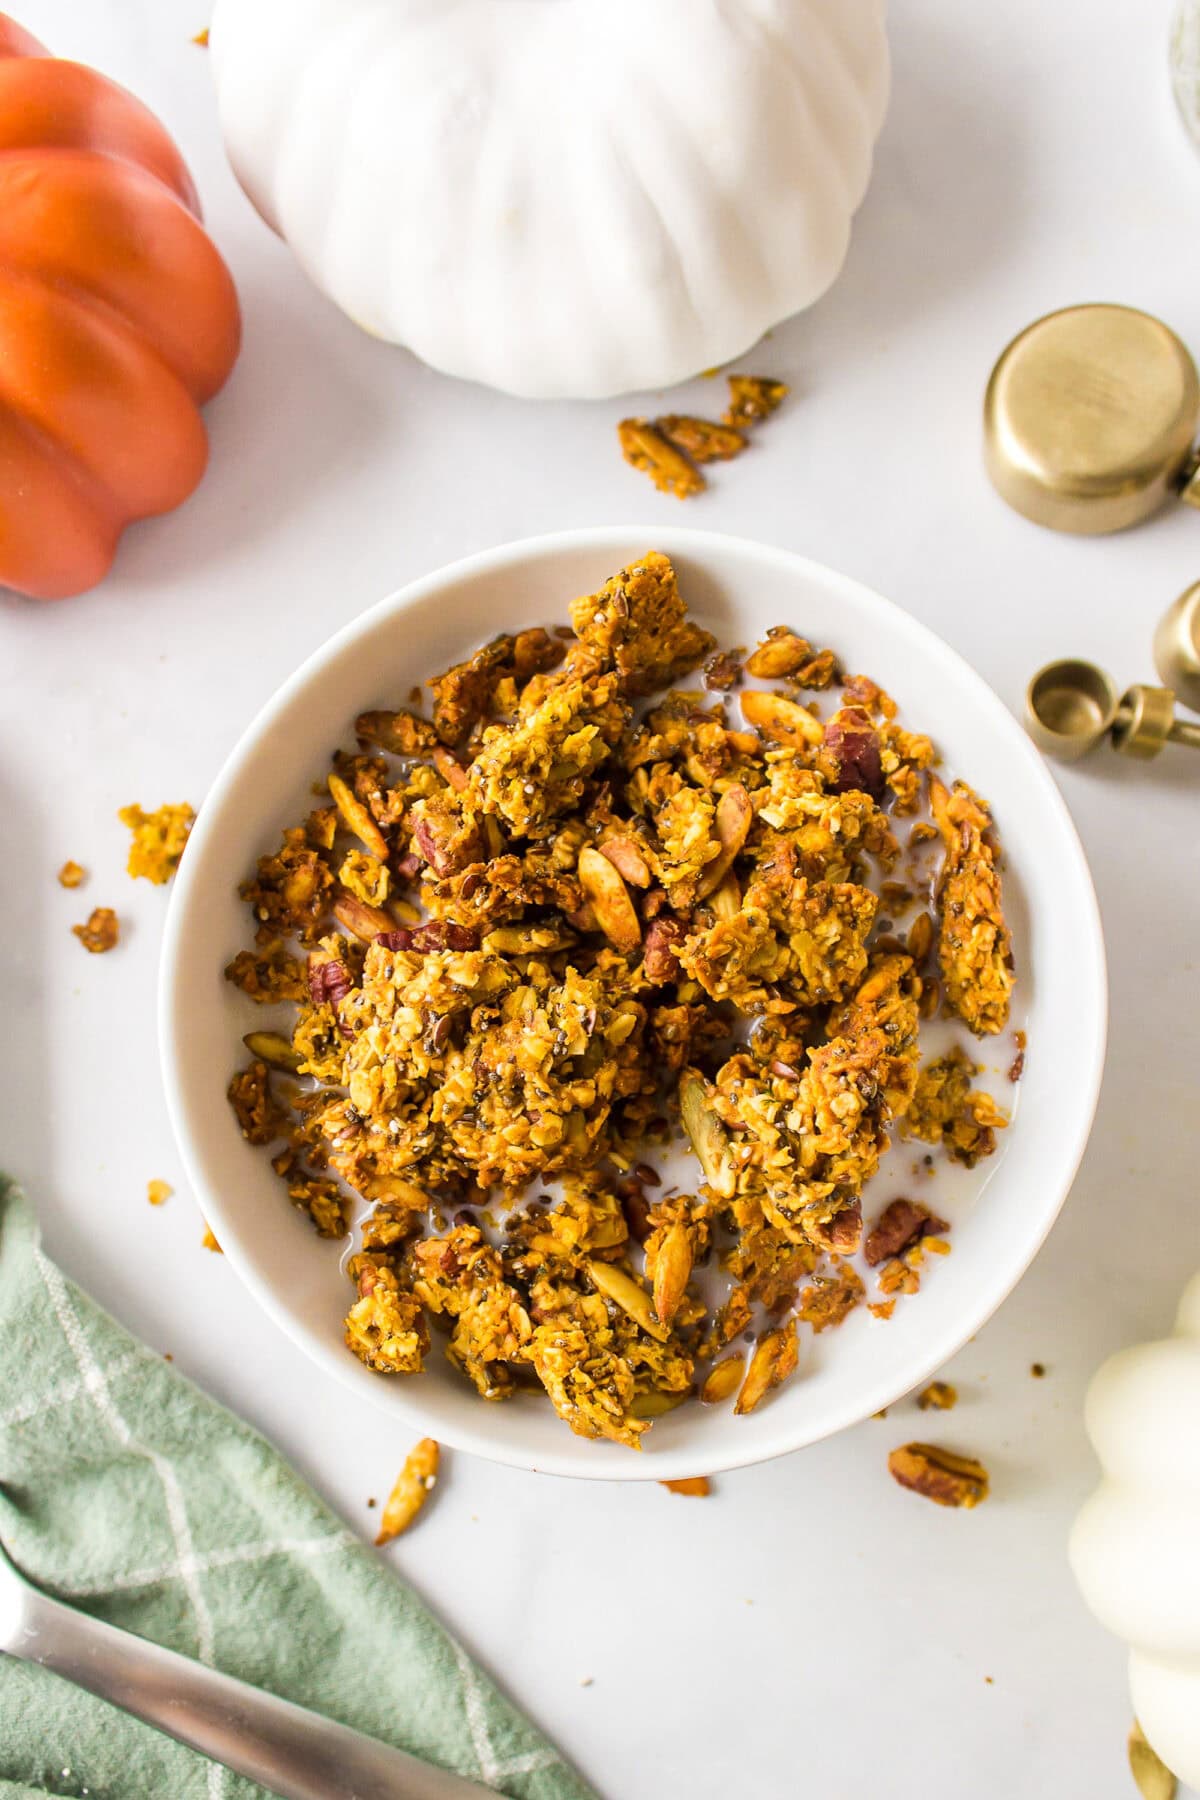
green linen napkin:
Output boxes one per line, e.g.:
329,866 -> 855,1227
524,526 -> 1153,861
0,1177 -> 594,1800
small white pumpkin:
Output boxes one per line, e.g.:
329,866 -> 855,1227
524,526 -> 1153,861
1070,1272 -> 1200,1789
208,0 -> 889,399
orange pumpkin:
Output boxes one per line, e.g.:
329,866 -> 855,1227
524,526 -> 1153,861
0,15 -> 240,599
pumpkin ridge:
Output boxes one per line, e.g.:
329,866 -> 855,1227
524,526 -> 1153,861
0,399 -> 117,594
0,148 -> 240,401
0,262 -> 209,523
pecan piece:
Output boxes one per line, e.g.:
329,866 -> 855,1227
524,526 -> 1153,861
617,419 -> 705,499
887,1442 -> 989,1508
810,1198 -> 863,1257
864,1199 -> 949,1267
823,707 -> 885,799
740,688 -> 823,748
643,916 -> 684,985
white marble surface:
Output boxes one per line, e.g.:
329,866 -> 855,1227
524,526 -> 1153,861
3,2 -> 1199,1795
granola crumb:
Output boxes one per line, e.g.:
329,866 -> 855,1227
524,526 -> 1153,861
376,1438 -> 440,1543
118,802 -> 195,884
916,1380 -> 957,1411
579,1676 -> 594,1688
57,860 -> 86,889
192,26 -> 209,45
367,1497 -> 376,1508
147,1179 -> 173,1207
1030,1361 -> 1046,1378
659,1477 -> 711,1497
72,907 -> 118,953
201,1224 -> 223,1253
163,1353 -> 173,1361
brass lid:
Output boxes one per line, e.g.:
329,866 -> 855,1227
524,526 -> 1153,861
984,304 -> 1200,533
1153,580 -> 1200,713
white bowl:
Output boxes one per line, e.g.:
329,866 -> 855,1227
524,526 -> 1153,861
160,528 -> 1107,1481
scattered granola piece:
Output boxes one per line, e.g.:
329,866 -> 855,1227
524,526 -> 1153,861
887,1442 -> 989,1508
1031,1362 -> 1046,1378
118,803 -> 194,884
147,1180 -> 172,1208
724,374 -> 789,428
201,1224 -> 223,1253
375,1438 -> 440,1544
618,418 -> 706,498
192,27 -> 209,46
57,860 -> 85,889
72,907 -> 118,953
657,416 -> 746,464
930,777 -> 1012,1035
916,1380 -> 957,1411
659,1477 -> 710,1496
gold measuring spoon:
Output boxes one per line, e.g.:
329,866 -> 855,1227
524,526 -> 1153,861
1026,659 -> 1200,761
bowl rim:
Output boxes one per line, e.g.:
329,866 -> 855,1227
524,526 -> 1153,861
159,526 -> 1108,1480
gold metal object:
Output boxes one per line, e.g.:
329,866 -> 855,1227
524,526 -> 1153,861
1153,579 -> 1200,713
1026,659 -> 1200,761
1026,659 -> 1118,760
984,304 -> 1200,533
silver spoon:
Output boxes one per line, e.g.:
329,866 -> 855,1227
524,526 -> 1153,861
0,1535 -> 495,1799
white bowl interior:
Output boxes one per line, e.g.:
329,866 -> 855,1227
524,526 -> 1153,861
160,529 -> 1106,1480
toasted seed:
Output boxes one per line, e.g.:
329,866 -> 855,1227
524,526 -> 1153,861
243,1031 -> 303,1073
906,911 -> 934,963
327,772 -> 389,859
659,1476 -> 710,1496
332,885 -> 395,941
630,1390 -> 688,1420
740,689 -> 823,748
600,835 -> 652,888
485,925 -> 577,955
432,746 -> 469,793
649,1219 -> 694,1326
1129,1723 -> 1177,1800
695,783 -> 753,899
735,1321 -> 799,1414
679,1070 -> 736,1199
708,872 -> 742,921
578,846 -> 642,954
700,1353 -> 746,1404
375,1438 -> 439,1544
745,631 -> 815,680
586,1258 -> 668,1341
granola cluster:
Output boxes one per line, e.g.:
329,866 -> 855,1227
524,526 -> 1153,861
225,553 -> 1016,1449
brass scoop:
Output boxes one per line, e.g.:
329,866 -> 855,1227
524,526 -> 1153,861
1027,658 -> 1200,762
985,304 -> 1200,534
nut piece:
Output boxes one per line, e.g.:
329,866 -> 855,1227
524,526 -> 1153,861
618,419 -> 705,499
724,374 -> 789,428
577,846 -> 642,954
740,688 -> 823,748
700,1353 -> 746,1404
600,835 -> 652,888
650,1219 -> 694,1326
1128,1723 -> 1177,1800
887,1442 -> 989,1508
708,872 -> 741,921
679,1069 -> 736,1199
656,416 -> 747,464
57,860 -> 86,888
586,1258 -> 668,1342
745,630 -> 816,680
864,1199 -> 948,1267
72,907 -> 118,953
643,916 -> 684,985
332,884 -> 395,942
695,783 -> 753,899
735,1321 -> 798,1415
375,1437 -> 440,1544
242,1030 -> 304,1073
659,1477 -> 711,1496
327,772 -> 389,859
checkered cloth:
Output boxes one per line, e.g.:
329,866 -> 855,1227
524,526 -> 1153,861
0,1177 -> 593,1800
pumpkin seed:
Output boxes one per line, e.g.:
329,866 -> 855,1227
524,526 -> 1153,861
243,1031 -> 303,1073
679,1069 -> 736,1199
585,1258 -> 668,1341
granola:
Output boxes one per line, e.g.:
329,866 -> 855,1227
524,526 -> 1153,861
223,553 -> 1018,1449
73,907 -> 118,953
119,802 -> 194,884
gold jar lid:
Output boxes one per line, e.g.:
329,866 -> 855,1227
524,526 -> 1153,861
984,304 -> 1200,533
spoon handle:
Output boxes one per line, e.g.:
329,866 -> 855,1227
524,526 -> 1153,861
15,1583 -> 493,1800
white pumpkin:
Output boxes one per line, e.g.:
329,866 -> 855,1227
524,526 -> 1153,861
1070,1272 -> 1200,1789
208,0 -> 889,399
